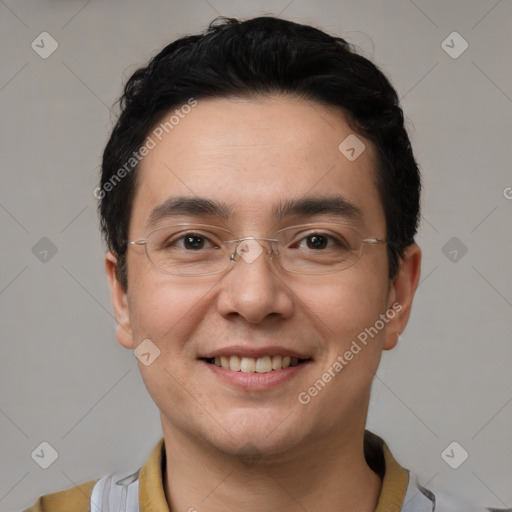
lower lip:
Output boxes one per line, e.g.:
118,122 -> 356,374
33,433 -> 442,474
202,360 -> 308,390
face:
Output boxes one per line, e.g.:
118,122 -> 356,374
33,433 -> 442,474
106,94 -> 421,460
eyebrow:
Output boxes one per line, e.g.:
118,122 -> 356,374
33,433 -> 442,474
146,195 -> 364,229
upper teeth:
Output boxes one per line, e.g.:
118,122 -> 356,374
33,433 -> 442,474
213,355 -> 300,373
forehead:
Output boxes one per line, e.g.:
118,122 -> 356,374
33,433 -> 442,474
130,94 -> 385,235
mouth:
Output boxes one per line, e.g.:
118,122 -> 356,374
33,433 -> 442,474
203,355 -> 309,373
199,346 -> 312,390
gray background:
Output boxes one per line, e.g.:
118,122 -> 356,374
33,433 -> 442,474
1,0 -> 511,510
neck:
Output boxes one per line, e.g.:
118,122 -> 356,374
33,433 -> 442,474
161,421 -> 382,512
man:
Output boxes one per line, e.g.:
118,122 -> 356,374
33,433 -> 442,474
24,15 -> 496,512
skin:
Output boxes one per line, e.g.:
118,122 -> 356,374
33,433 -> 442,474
106,94 -> 421,512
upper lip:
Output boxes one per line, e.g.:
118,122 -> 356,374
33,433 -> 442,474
200,345 -> 311,360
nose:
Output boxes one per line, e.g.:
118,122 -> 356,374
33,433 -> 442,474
216,237 -> 294,324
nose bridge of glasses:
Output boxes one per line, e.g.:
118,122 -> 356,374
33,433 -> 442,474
226,236 -> 279,264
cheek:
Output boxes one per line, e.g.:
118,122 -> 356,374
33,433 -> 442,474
299,266 -> 389,343
126,277 -> 213,416
292,279 -> 390,436
126,272 -> 209,354
343,273 -> 389,330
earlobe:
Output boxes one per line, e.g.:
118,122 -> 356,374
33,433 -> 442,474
383,329 -> 401,351
383,244 -> 422,351
105,251 -> 134,349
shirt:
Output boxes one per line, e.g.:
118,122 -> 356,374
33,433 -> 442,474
22,430 -> 501,512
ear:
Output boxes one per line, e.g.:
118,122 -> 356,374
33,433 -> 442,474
382,243 -> 422,351
105,251 -> 134,349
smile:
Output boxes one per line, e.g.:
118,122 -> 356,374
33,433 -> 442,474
205,355 -> 305,373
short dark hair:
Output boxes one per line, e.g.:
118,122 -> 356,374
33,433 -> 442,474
99,15 -> 421,290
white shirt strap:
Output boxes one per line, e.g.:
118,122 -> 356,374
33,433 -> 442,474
90,470 -> 140,512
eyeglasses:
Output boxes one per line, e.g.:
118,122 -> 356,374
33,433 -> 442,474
126,222 -> 387,277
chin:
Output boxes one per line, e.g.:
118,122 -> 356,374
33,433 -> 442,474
200,408 -> 310,462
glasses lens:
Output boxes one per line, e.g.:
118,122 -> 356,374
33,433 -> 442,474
143,223 -> 367,276
275,223 -> 362,274
146,225 -> 231,276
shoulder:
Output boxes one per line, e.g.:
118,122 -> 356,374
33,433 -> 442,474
433,487 -> 511,512
405,471 -> 510,512
370,430 -> 507,512
22,478 -> 98,512
22,438 -> 164,512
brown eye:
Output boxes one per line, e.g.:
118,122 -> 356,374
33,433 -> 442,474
294,232 -> 350,251
182,234 -> 207,250
161,232 -> 216,251
305,234 -> 328,250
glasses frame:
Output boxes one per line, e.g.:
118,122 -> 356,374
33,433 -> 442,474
126,222 -> 387,277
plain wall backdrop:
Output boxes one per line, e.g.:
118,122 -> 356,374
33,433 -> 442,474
1,0 -> 511,510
